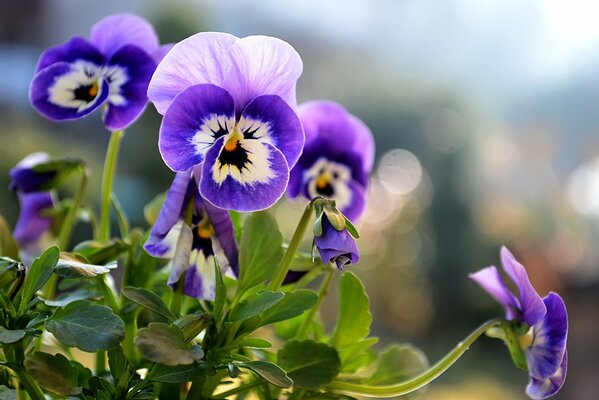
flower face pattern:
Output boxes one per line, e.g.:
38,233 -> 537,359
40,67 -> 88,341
288,101 -> 375,221
30,14 -> 170,131
148,33 -> 304,211
144,170 -> 238,300
470,247 -> 568,399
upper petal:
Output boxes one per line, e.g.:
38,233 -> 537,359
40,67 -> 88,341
89,13 -> 159,58
469,265 -> 521,321
501,246 -> 547,326
36,36 -> 105,72
526,350 -> 567,400
13,192 -> 54,245
148,32 -> 238,115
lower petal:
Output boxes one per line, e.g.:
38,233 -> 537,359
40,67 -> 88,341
200,136 -> 290,211
184,252 -> 217,300
526,350 -> 567,400
167,223 -> 193,288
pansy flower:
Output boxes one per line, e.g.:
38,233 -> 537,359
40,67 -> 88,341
148,33 -> 304,211
288,101 -> 375,221
30,13 -> 170,131
314,216 -> 360,270
470,247 -> 568,399
144,170 -> 238,300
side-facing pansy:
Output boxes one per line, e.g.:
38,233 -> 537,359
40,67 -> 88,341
148,33 -> 304,211
470,247 -> 568,400
144,170 -> 238,300
30,13 -> 170,131
288,101 -> 375,221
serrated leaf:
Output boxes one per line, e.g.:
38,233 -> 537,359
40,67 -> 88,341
238,212 -> 284,292
46,300 -> 125,352
122,287 -> 176,323
54,253 -> 117,278
0,327 -> 25,344
260,290 -> 318,325
18,246 -> 59,315
74,239 -> 126,264
25,352 -> 80,396
135,323 -> 203,366
332,272 -> 371,350
278,340 -> 340,390
238,361 -> 293,388
228,291 -> 284,323
143,192 -> 166,226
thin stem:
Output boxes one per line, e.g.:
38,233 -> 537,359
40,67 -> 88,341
216,380 -> 264,398
267,203 -> 314,291
15,370 -> 45,400
98,130 -> 125,241
293,264 -> 325,290
327,319 -> 503,398
95,351 -> 106,375
295,268 -> 334,339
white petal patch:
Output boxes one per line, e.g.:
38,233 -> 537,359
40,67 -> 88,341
236,116 -> 273,145
306,158 -> 353,209
104,64 -> 129,106
192,114 -> 235,157
211,138 -> 275,185
189,235 -> 232,299
48,60 -> 104,111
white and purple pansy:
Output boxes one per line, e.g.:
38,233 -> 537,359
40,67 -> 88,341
144,170 -> 238,301
470,247 -> 568,400
29,14 -> 171,131
148,33 -> 304,212
288,101 -> 375,222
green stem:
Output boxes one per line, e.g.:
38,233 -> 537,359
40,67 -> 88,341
98,130 -> 125,241
293,264 -> 325,290
95,351 -> 106,375
15,370 -> 45,400
216,380 -> 264,398
267,203 -> 314,291
327,319 -> 503,398
295,268 -> 333,339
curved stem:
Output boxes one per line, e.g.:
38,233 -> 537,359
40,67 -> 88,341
98,130 -> 125,241
16,370 -> 45,400
267,203 -> 314,291
295,268 -> 334,339
57,165 -> 88,250
327,319 -> 503,398
216,379 -> 264,398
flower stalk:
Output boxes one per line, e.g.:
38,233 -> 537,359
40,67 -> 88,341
98,129 -> 125,241
295,268 -> 334,339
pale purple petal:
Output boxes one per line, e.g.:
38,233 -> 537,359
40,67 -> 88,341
89,13 -> 159,58
314,217 -> 359,270
167,223 -> 193,287
151,43 -> 174,64
526,293 -> 568,380
199,136 -> 290,211
501,247 -> 547,326
239,94 -> 304,168
36,36 -> 104,72
159,84 -> 235,172
13,192 -> 54,245
10,152 -> 53,193
469,266 -> 521,320
103,44 -> 156,131
184,266 -> 206,299
526,350 -> 567,400
148,32 -> 238,115
203,199 -> 239,276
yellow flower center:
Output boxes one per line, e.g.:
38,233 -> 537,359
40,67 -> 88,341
316,172 -> 331,189
518,328 -> 534,350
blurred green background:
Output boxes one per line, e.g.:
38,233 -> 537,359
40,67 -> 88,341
1,0 -> 598,398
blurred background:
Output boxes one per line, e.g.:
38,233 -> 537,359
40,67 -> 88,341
1,0 -> 598,398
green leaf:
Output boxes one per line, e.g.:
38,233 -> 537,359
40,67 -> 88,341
149,363 -> 213,383
260,290 -> 318,325
0,386 -> 17,400
54,253 -> 117,278
18,246 -> 59,315
277,340 -> 341,390
213,262 -> 226,325
323,202 -> 345,231
238,361 -> 293,388
0,257 -> 23,289
174,312 -> 211,341
339,337 -> 378,373
0,216 -> 18,260
143,192 -> 166,226
108,346 -> 131,386
343,216 -> 360,239
0,327 -> 25,344
135,323 -> 203,366
122,286 -> 176,323
43,289 -> 99,307
238,212 -> 284,292
236,338 -> 272,349
74,239 -> 126,264
25,352 -> 81,396
46,299 -> 125,352
228,291 -> 284,323
332,272 -> 371,350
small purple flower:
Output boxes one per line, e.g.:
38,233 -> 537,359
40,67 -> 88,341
288,101 -> 375,221
30,14 -> 170,131
314,215 -> 359,270
144,170 -> 238,300
148,33 -> 304,212
470,247 -> 568,400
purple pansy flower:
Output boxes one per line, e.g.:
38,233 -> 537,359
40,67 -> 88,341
288,101 -> 375,222
30,14 -> 170,131
144,170 -> 238,300
148,33 -> 304,211
470,247 -> 568,400
314,216 -> 359,270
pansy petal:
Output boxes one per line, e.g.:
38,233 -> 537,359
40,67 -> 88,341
36,36 -> 105,72
226,35 -> 303,114
30,62 -> 109,121
287,161 -> 304,199
148,32 -> 238,115
145,220 -> 183,259
526,350 -> 567,400
10,152 -> 53,193
348,114 -> 376,173
167,222 -> 193,288
314,217 -> 360,270
527,292 -> 568,380
159,84 -> 235,172
201,198 -> 239,276
341,180 -> 366,222
469,266 -> 520,320
501,247 -> 547,326
151,43 -> 174,64
103,44 -> 156,131
239,95 -> 304,168
200,136 -> 290,211
13,192 -> 54,245
89,13 -> 159,58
